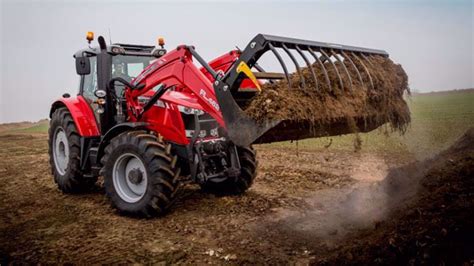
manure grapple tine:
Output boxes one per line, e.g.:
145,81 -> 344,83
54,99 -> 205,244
367,55 -> 379,67
282,44 -> 305,89
351,52 -> 375,90
331,50 -> 353,92
295,45 -> 319,91
308,47 -> 332,92
360,53 -> 374,68
341,51 -> 365,89
268,43 -> 292,89
320,49 -> 344,92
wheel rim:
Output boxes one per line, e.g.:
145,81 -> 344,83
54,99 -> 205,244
53,127 -> 69,175
112,153 -> 148,203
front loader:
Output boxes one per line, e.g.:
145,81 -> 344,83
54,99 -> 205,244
49,32 -> 407,217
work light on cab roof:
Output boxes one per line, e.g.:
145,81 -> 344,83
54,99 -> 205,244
158,36 -> 165,48
86,31 -> 94,43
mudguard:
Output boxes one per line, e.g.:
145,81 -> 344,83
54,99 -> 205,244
96,122 -> 149,163
49,95 -> 100,137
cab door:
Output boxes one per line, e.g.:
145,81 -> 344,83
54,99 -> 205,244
78,55 -> 101,129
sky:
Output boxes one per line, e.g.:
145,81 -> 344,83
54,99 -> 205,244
0,0 -> 473,123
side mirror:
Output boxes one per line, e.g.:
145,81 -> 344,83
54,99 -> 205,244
75,57 -> 91,75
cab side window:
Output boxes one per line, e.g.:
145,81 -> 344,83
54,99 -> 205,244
82,56 -> 98,102
80,56 -> 100,124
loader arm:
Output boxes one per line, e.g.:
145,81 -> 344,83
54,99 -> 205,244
129,46 -> 224,127
200,50 -> 262,91
200,50 -> 239,81
128,45 -> 270,146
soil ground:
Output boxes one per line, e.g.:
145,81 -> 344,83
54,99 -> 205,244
0,131 -> 410,264
1,130 -> 472,264
1,91 -> 473,264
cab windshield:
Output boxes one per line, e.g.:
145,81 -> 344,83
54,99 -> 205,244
112,55 -> 156,96
112,55 -> 156,80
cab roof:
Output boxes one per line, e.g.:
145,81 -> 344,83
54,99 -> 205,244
73,43 -> 156,58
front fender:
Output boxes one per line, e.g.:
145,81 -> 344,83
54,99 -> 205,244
96,122 -> 149,163
50,95 -> 100,137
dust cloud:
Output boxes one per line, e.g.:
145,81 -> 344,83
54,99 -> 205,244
266,154 -> 425,244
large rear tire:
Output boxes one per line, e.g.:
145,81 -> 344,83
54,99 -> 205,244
101,131 -> 181,217
48,107 -> 97,193
201,146 -> 258,195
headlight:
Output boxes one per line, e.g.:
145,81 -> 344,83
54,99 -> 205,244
177,105 -> 204,115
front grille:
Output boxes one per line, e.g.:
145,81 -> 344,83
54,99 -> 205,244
181,113 -> 219,138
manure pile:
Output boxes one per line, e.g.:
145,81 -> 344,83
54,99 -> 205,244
324,128 -> 474,265
244,55 -> 411,141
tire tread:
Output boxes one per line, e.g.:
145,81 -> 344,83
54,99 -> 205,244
48,107 -> 97,193
102,131 -> 180,217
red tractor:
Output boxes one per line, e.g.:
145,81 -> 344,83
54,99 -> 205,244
49,32 -> 389,216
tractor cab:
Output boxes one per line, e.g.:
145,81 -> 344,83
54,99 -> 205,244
73,32 -> 166,133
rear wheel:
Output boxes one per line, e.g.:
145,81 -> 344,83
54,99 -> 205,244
201,146 -> 258,195
101,131 -> 180,217
48,107 -> 97,193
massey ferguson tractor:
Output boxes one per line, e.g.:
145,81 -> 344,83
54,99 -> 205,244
49,32 -> 392,217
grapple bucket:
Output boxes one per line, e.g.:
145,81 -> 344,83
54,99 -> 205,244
213,34 -> 408,147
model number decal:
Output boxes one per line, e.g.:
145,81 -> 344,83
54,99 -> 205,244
199,89 -> 220,111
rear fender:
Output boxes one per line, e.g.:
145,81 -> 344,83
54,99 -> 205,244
49,96 -> 100,137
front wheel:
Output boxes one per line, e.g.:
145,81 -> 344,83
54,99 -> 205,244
200,146 -> 258,195
101,131 -> 181,217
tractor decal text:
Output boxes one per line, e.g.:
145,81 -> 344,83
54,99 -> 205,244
199,89 -> 220,111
